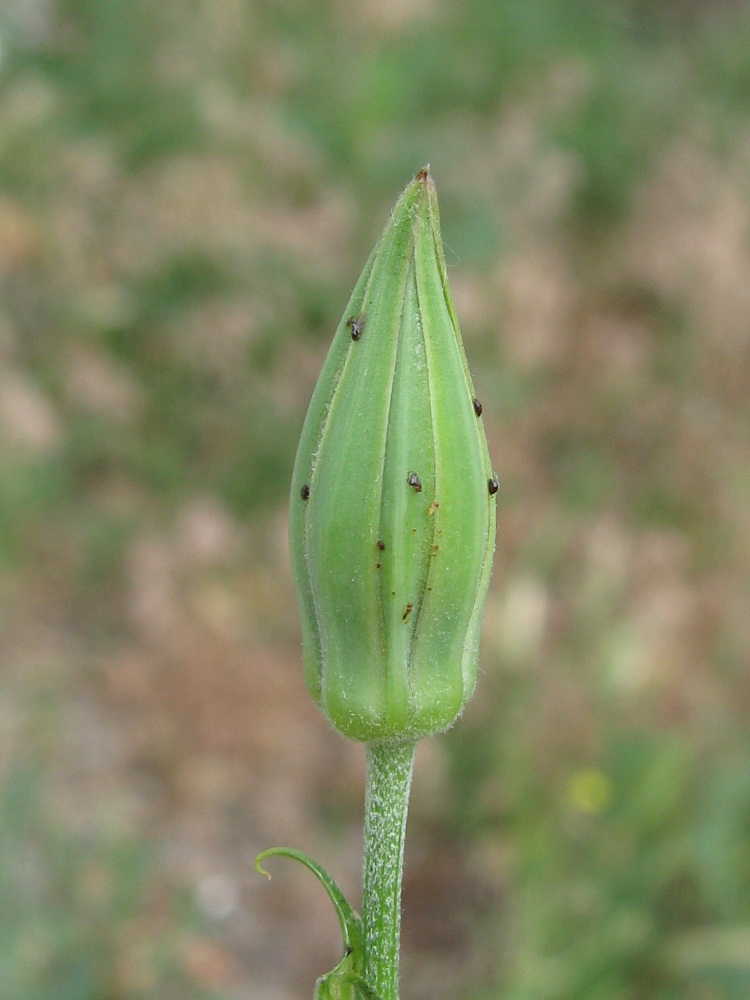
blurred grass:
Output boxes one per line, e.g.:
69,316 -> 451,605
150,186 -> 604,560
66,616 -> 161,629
1,1 -> 750,999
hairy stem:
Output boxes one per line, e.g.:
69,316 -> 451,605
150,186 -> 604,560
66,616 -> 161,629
362,739 -> 417,1000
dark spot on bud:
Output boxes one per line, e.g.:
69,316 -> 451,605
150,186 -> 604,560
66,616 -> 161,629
376,563 -> 381,569
432,544 -> 439,553
415,167 -> 429,181
488,477 -> 499,495
345,945 -> 353,957
300,484 -> 310,500
402,602 -> 414,622
473,397 -> 483,417
376,540 -> 385,551
407,472 -> 422,492
428,501 -> 439,516
346,314 -> 365,341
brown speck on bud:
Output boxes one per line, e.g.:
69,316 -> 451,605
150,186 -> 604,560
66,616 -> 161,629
346,314 -> 365,341
488,477 -> 499,496
407,472 -> 422,492
402,602 -> 414,622
473,397 -> 483,417
376,540 -> 385,551
301,484 -> 310,500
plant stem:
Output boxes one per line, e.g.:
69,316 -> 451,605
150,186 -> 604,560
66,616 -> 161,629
362,739 -> 417,1000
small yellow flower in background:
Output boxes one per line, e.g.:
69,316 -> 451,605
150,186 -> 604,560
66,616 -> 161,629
568,767 -> 613,814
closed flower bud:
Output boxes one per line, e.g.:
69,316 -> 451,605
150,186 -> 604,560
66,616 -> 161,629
289,168 -> 496,742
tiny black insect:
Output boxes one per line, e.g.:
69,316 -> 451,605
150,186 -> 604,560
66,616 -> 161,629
473,397 -> 483,417
376,540 -> 385,551
300,484 -> 310,500
407,472 -> 422,493
346,314 -> 365,341
402,602 -> 414,622
488,477 -> 499,496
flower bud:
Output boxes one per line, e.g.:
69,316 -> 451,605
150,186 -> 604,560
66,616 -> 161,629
289,168 -> 496,742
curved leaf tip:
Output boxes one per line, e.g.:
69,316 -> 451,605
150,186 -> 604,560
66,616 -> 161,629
255,846 -> 366,994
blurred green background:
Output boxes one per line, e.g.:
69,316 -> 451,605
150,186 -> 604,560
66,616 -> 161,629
1,1 -> 750,998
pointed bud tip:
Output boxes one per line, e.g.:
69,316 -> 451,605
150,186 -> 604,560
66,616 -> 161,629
415,164 -> 431,181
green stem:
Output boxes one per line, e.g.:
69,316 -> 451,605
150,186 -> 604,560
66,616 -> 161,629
362,739 -> 417,1000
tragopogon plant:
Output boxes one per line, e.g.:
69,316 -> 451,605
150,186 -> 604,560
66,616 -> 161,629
257,167 -> 497,1000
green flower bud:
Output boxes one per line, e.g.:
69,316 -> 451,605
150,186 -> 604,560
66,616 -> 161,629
289,167 -> 496,742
